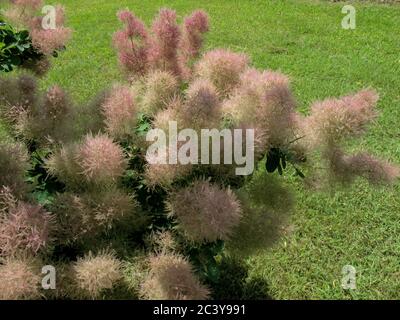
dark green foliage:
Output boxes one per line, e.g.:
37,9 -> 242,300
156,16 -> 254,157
26,148 -> 65,206
265,146 -> 306,178
204,256 -> 272,300
0,20 -> 43,73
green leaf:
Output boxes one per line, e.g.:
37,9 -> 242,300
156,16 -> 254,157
294,167 -> 305,179
266,148 -> 280,173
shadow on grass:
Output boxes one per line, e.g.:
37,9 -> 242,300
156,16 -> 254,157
206,256 -> 273,300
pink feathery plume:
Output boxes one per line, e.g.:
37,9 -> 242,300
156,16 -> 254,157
180,10 -> 209,60
150,8 -> 182,77
113,9 -> 150,77
10,0 -> 43,10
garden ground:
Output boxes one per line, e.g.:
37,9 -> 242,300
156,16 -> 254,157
4,0 -> 400,299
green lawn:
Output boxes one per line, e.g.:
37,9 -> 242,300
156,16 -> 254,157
7,0 -> 400,299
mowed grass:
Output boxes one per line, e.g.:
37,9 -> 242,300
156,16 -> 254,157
5,0 -> 400,299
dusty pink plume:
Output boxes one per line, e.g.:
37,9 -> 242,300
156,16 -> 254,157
180,10 -> 209,60
167,180 -> 242,242
77,134 -> 127,185
30,27 -> 72,56
195,49 -> 249,97
10,0 -> 43,10
308,89 -> 379,145
0,201 -> 53,257
150,8 -> 182,77
113,10 -> 150,77
328,148 -> 399,185
102,85 -> 137,138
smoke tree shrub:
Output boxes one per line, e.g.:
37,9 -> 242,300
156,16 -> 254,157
0,256 -> 41,299
0,194 -> 53,257
167,180 -> 242,242
0,142 -> 30,198
113,8 -> 208,81
0,7 -> 399,300
72,250 -> 123,299
140,253 -> 210,300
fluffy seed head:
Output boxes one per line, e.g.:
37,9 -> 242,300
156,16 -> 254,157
52,189 -> 135,244
167,180 -> 242,242
0,75 -> 38,123
140,253 -> 210,300
180,10 -> 209,60
19,85 -> 74,144
30,27 -> 72,56
102,85 -> 137,138
0,201 -> 53,257
46,143 -> 81,189
145,142 -> 192,188
222,68 -> 291,125
307,89 -> 379,145
10,0 -> 43,10
77,134 -> 127,185
113,10 -> 150,77
140,70 -> 179,115
255,83 -> 297,148
73,250 -> 122,299
328,148 -> 400,186
150,8 -> 181,77
195,49 -> 249,97
181,79 -> 220,129
0,142 -> 30,198
42,85 -> 71,119
117,9 -> 147,38
222,69 -> 296,152
0,256 -> 41,300
152,103 -> 180,133
0,187 -> 17,216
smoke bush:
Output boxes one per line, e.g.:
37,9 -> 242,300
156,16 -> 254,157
113,9 -> 150,77
24,85 -> 73,143
77,134 -> 127,185
306,89 -> 379,146
51,188 -> 136,244
113,8 -> 209,80
0,75 -> 38,126
150,9 -> 181,77
102,85 -> 137,139
167,180 -> 242,242
0,256 -> 41,300
181,79 -> 221,129
139,70 -> 179,116
180,10 -> 209,62
195,49 -> 249,97
140,253 -> 210,300
0,7 -> 398,301
72,251 -> 122,299
47,134 -> 127,188
0,200 -> 53,257
0,142 -> 30,198
327,148 -> 399,186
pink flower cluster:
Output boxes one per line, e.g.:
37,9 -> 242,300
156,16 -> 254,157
0,193 -> 53,257
181,10 -> 209,61
328,148 -> 399,185
307,89 -> 379,145
113,8 -> 209,80
102,85 -> 137,138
